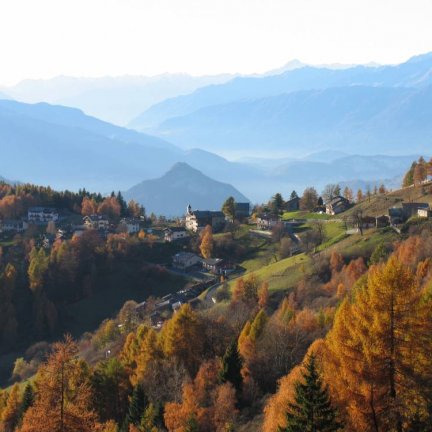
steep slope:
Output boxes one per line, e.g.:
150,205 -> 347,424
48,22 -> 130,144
130,52 -> 432,130
344,182 -> 432,218
124,163 -> 249,216
151,86 -> 432,155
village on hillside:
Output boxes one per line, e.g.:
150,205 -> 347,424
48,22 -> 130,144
0,158 -> 432,432
1,158 -> 431,332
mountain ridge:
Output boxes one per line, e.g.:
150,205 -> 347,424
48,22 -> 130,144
0,74 -> 235,125
124,162 -> 249,216
129,52 -> 432,131
149,85 -> 432,156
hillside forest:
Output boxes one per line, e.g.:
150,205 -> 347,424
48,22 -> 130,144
0,158 -> 432,431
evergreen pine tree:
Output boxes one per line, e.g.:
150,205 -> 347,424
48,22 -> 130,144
116,191 -> 128,217
125,384 -> 147,427
20,383 -> 35,418
271,193 -> 284,215
219,340 -> 243,396
279,355 -> 342,432
141,403 -> 159,432
184,414 -> 199,432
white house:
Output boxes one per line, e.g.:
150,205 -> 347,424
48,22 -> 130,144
119,218 -> 140,234
83,214 -> 109,230
1,219 -> 28,233
164,227 -> 189,242
418,207 -> 432,218
172,252 -> 201,270
256,215 -> 279,230
28,207 -> 59,223
325,196 -> 350,215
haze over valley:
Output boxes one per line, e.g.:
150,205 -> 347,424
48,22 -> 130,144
1,53 -> 432,210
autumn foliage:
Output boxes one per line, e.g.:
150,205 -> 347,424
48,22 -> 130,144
19,335 -> 99,432
2,185 -> 432,432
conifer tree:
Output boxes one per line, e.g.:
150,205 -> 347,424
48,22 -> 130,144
91,357 -> 131,424
249,309 -> 268,340
219,340 -> 243,396
1,384 -> 21,432
20,384 -> 35,418
141,403 -> 159,432
402,161 -> 417,187
184,415 -> 199,432
271,193 -> 284,215
161,304 -> 204,376
125,384 -> 147,427
116,191 -> 128,217
0,264 -> 18,348
325,256 -> 432,431
19,335 -> 99,432
279,355 -> 341,432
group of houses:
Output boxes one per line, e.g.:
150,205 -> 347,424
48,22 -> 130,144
0,206 -> 59,234
387,202 -> 432,225
137,278 -> 216,328
0,205 -> 144,240
82,215 -> 141,234
324,196 -> 432,227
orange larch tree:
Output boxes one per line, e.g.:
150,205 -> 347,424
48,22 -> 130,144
325,256 -> 432,431
19,335 -> 100,432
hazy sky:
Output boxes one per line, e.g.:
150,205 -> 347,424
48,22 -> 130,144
1,0 -> 432,85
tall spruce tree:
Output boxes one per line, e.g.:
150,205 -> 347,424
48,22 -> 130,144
125,384 -> 147,427
271,193 -> 284,215
20,383 -> 35,418
185,414 -> 199,432
290,191 -> 299,200
219,340 -> 243,396
279,355 -> 341,432
116,191 -> 128,217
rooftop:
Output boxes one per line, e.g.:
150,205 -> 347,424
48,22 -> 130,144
402,202 -> 429,209
28,207 -> 57,212
202,258 -> 224,266
327,196 -> 349,206
189,210 -> 225,218
174,252 -> 200,259
84,214 -> 109,221
165,227 -> 187,232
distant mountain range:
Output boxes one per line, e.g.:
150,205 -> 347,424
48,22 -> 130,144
150,85 -> 432,156
130,52 -> 432,132
127,52 -> 432,157
0,74 -> 234,125
0,99 -> 258,195
0,98 -> 423,204
124,163 -> 249,216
